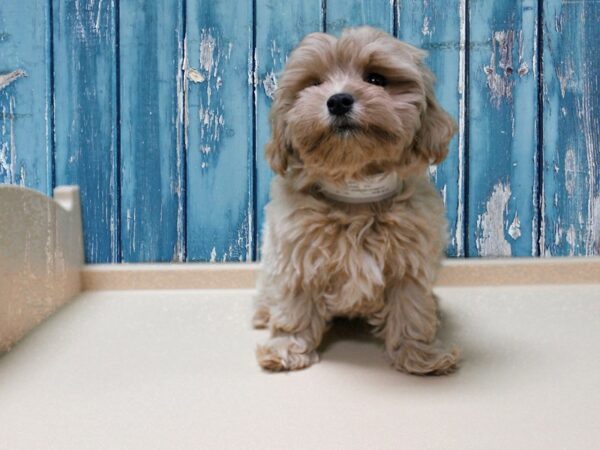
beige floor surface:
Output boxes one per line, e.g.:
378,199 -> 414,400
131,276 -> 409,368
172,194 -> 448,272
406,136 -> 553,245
0,285 -> 599,449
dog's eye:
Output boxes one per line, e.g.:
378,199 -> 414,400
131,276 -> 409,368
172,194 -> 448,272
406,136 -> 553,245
310,79 -> 322,87
365,73 -> 386,87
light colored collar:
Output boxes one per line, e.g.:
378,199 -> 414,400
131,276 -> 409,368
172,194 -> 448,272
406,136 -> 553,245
318,172 -> 402,204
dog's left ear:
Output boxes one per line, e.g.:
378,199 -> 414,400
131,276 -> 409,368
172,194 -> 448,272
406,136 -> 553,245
413,68 -> 457,165
265,86 -> 292,175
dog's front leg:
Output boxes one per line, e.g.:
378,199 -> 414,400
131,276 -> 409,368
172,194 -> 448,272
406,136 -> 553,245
256,292 -> 326,372
378,277 -> 459,375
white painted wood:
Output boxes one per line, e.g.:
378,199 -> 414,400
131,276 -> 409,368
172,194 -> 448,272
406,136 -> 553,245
81,258 -> 600,291
0,185 -> 83,352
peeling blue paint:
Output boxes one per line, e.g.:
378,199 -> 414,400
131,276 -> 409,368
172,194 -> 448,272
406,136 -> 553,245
1,0 -> 599,261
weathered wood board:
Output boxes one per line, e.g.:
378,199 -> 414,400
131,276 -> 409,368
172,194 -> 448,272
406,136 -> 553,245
185,0 -> 254,262
542,0 -> 600,256
0,1 -> 598,261
53,0 -> 120,263
0,0 -> 51,194
468,0 -> 538,257
119,0 -> 185,262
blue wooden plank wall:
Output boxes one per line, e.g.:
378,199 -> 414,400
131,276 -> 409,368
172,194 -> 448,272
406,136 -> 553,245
1,0 -> 599,262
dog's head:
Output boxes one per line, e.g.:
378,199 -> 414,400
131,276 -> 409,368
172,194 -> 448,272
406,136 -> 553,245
266,26 -> 456,180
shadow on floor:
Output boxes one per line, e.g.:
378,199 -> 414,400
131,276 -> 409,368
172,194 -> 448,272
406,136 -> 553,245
317,304 -> 463,373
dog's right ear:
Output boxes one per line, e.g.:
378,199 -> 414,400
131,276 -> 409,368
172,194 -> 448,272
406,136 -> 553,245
265,90 -> 290,175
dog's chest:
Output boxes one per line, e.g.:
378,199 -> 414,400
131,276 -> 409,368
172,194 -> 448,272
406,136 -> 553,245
283,208 -> 412,317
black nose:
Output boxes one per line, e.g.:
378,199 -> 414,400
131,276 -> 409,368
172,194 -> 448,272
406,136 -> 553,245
327,93 -> 354,116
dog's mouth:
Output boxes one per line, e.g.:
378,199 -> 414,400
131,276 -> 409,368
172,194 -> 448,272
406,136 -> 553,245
331,119 -> 361,135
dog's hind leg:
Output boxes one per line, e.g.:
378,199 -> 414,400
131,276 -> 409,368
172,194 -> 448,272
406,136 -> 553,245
256,292 -> 326,371
373,277 -> 459,375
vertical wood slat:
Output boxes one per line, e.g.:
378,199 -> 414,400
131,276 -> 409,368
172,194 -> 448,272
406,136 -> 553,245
53,0 -> 119,263
255,0 -> 323,255
468,0 -> 538,256
0,0 -> 51,194
185,0 -> 254,261
397,0 -> 465,257
326,0 -> 394,34
542,0 -> 600,256
119,0 -> 185,262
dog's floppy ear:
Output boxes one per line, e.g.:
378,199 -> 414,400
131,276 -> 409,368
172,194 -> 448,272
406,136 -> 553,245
414,67 -> 457,165
265,88 -> 290,175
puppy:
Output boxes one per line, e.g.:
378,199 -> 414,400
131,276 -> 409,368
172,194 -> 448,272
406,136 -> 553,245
253,26 -> 459,375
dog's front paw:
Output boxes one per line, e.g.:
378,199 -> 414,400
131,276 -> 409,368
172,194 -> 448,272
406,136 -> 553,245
388,340 -> 459,376
256,336 -> 319,371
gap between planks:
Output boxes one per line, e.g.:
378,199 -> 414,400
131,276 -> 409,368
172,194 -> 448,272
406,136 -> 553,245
81,258 -> 600,291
